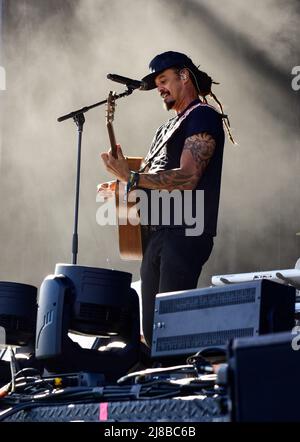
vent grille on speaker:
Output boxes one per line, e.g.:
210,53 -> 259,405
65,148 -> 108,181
0,314 -> 35,332
155,328 -> 254,352
81,269 -> 131,288
159,288 -> 256,314
78,303 -> 131,324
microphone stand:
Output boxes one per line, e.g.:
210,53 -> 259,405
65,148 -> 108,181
57,87 -> 134,265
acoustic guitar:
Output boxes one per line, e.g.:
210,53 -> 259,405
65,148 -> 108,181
105,91 -> 143,260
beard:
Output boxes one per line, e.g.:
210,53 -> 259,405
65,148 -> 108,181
163,99 -> 176,111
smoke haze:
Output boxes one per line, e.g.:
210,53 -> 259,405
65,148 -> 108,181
0,0 -> 299,289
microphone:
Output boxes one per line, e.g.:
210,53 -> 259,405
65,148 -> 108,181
107,73 -> 148,90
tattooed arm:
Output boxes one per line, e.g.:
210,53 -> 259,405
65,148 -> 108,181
100,133 -> 216,190
138,132 -> 216,190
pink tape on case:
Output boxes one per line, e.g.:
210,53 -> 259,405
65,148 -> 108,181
99,402 -> 108,421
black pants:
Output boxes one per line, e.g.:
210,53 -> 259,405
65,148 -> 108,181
140,228 -> 214,347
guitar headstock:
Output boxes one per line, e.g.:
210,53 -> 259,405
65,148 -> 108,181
106,91 -> 116,125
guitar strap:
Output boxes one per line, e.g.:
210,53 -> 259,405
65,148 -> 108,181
140,102 -> 202,172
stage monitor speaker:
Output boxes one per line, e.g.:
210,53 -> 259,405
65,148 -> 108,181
228,331 -> 300,422
151,280 -> 295,359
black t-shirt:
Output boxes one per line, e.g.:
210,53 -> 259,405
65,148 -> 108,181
142,99 -> 225,236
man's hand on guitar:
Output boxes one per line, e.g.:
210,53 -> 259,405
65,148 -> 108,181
96,180 -> 116,199
100,144 -> 130,182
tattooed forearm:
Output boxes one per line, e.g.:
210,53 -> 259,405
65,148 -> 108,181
138,133 -> 216,191
183,133 -> 216,177
139,169 -> 198,190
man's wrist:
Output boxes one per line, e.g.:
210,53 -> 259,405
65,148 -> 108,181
126,171 -> 140,193
125,170 -> 131,182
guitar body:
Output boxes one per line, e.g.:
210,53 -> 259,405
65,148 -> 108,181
116,157 -> 143,261
106,91 -> 143,261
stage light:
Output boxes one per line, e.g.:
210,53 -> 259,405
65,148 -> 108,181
35,264 -> 140,384
0,282 -> 37,347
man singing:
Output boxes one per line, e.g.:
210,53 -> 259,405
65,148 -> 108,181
99,51 -> 234,347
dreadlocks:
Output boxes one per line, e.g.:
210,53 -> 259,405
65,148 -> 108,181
175,67 -> 237,145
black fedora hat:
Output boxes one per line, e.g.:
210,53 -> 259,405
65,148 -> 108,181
142,51 -> 200,90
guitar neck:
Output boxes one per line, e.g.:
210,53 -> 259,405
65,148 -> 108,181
107,122 -> 117,159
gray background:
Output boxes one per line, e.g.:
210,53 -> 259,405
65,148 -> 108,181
0,0 -> 299,290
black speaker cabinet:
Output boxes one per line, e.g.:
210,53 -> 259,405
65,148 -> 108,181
228,331 -> 300,422
151,280 -> 295,358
